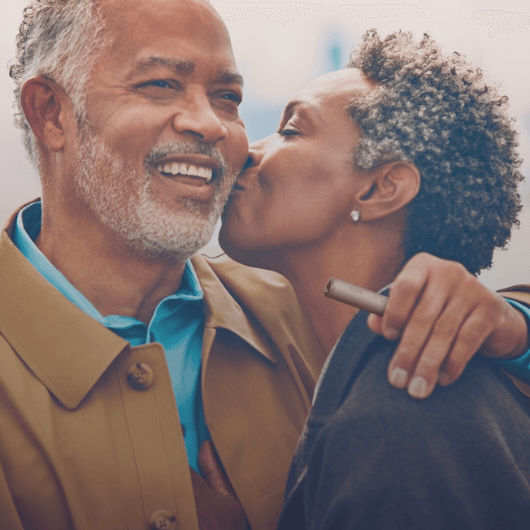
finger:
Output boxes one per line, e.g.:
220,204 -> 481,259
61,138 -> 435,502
198,440 -> 233,498
367,313 -> 384,335
405,296 -> 476,398
387,279 -> 453,390
382,253 -> 432,340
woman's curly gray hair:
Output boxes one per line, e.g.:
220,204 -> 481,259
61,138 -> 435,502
9,0 -> 107,167
348,30 -> 523,275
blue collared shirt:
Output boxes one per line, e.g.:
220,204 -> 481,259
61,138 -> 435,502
494,299 -> 530,382
12,201 -> 210,472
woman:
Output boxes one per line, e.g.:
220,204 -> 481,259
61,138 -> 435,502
220,31 -> 530,529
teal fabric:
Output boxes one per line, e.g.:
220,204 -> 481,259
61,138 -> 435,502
494,299 -> 530,384
12,201 -> 210,472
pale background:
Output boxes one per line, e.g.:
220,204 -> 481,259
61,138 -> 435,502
1,0 -> 529,289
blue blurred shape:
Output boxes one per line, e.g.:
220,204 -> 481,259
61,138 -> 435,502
330,44 -> 342,70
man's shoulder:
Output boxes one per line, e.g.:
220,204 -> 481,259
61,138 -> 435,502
192,252 -> 326,381
192,252 -> 308,326
499,284 -> 530,307
194,252 -> 294,295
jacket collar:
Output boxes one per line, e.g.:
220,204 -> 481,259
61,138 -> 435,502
0,205 -> 128,410
191,254 -> 276,364
0,202 -> 275,410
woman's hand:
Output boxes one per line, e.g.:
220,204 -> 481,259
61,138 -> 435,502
367,253 -> 529,399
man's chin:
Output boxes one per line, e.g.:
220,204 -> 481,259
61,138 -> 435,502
120,206 -> 219,262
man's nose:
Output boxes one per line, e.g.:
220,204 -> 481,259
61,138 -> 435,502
172,93 -> 228,144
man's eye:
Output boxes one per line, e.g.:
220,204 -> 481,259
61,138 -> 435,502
221,92 -> 242,105
140,80 -> 175,89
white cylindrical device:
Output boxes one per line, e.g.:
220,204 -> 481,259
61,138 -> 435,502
324,277 -> 388,316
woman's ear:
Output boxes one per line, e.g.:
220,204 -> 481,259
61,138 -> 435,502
354,161 -> 420,222
21,77 -> 69,153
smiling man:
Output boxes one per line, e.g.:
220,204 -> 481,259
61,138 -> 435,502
0,0 -> 326,529
1,1 -> 530,530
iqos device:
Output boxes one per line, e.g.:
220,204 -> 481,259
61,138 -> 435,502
324,277 -> 388,316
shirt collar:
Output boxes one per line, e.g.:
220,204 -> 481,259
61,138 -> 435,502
1,201 -> 276,409
12,201 -> 203,329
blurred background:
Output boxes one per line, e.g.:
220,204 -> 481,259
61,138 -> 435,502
1,0 -> 529,289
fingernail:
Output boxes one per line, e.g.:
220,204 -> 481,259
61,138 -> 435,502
384,328 -> 400,341
437,371 -> 451,386
389,367 -> 408,388
408,376 -> 428,399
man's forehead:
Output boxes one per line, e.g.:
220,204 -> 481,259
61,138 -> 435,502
94,0 -> 237,74
100,0 -> 229,37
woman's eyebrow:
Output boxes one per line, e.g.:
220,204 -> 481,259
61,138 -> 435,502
283,100 -> 322,122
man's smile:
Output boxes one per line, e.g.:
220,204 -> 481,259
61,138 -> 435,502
154,155 -> 220,186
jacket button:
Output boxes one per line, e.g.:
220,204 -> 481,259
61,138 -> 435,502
150,509 -> 177,530
127,363 -> 154,390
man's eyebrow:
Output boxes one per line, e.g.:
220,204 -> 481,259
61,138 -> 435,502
216,68 -> 244,88
130,56 -> 195,77
128,57 -> 244,88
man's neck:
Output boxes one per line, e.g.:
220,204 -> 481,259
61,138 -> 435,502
36,208 -> 187,325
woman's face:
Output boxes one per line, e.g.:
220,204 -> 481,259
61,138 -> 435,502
219,69 -> 374,265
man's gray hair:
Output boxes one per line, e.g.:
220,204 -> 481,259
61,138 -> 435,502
9,0 -> 108,167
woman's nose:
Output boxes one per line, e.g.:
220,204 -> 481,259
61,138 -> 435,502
246,138 -> 268,168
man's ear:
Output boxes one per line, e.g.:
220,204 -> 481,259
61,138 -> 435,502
354,162 -> 420,222
21,77 -> 70,153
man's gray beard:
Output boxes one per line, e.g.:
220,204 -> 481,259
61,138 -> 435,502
72,127 -> 234,262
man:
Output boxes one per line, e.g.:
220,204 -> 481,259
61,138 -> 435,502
277,30 -> 530,530
2,1 -> 324,528
1,1 -> 529,530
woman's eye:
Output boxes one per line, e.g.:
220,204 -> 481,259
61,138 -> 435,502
278,128 -> 299,136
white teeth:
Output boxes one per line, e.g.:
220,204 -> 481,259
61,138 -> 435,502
156,162 -> 213,182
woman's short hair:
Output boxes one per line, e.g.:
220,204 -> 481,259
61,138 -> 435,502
348,30 -> 523,275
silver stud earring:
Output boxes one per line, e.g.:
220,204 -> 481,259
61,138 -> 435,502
350,210 -> 360,222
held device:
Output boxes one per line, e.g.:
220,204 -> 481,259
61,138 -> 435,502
324,277 -> 388,316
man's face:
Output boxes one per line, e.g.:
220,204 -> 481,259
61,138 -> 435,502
66,0 -> 248,260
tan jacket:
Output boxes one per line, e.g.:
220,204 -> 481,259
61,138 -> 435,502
0,208 -> 325,530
